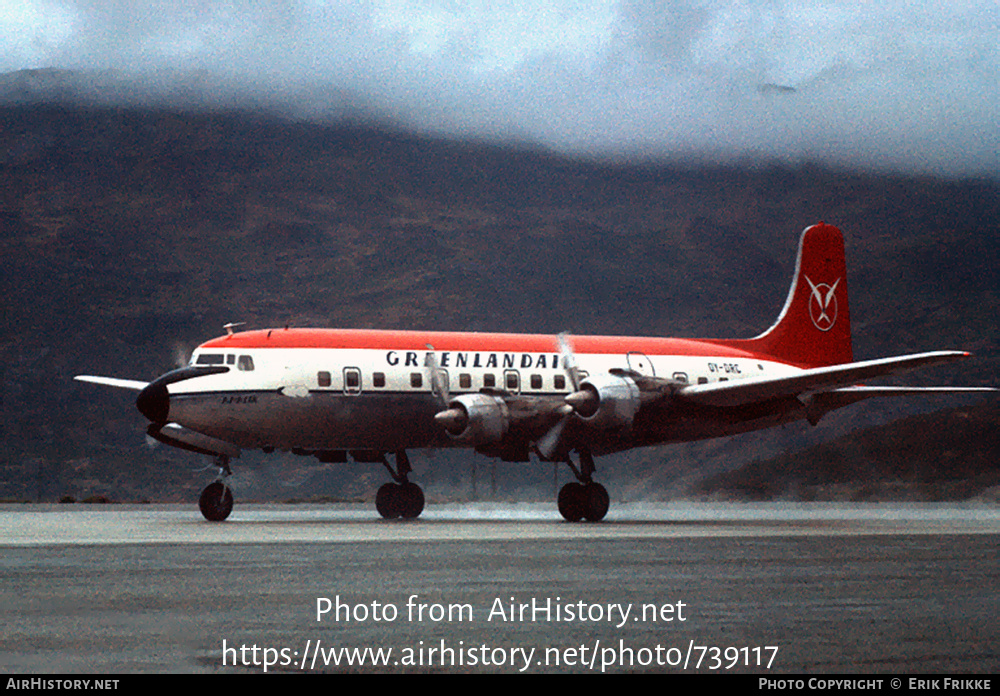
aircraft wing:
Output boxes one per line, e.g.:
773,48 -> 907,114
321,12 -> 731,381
74,375 -> 149,391
675,351 -> 992,408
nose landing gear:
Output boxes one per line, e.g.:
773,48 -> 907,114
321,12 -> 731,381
198,455 -> 234,522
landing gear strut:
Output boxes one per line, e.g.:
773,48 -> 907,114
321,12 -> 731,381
199,455 -> 234,522
557,449 -> 609,522
376,450 -> 425,520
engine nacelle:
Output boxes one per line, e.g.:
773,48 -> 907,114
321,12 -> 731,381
572,373 -> 641,430
436,393 -> 510,446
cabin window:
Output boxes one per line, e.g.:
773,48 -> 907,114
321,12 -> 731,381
196,353 -> 225,365
483,374 -> 496,388
698,377 -> 708,385
410,373 -> 423,388
238,355 -> 255,371
318,371 -> 331,387
459,373 -> 471,389
530,374 -> 542,389
373,372 -> 386,388
554,374 -> 566,390
344,368 -> 361,393
672,372 -> 689,384
505,371 -> 519,391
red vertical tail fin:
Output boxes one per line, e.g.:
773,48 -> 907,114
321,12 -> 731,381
748,223 -> 853,367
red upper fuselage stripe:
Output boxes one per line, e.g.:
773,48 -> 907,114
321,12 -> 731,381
200,328 -> 770,360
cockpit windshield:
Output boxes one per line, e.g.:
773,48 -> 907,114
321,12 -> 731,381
194,353 -> 255,371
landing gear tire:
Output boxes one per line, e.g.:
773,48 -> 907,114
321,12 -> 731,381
376,451 -> 425,520
558,482 -> 585,522
558,482 -> 608,522
399,482 -> 425,519
376,483 -> 402,519
583,482 -> 609,522
376,482 -> 425,520
199,481 -> 233,522
558,449 -> 609,522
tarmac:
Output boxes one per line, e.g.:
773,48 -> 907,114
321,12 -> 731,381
2,502 -> 997,673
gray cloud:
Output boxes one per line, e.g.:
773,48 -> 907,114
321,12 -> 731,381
2,0 -> 997,176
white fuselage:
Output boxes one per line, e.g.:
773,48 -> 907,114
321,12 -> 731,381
165,339 -> 805,456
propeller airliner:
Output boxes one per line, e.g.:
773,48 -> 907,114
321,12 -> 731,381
76,223 -> 996,521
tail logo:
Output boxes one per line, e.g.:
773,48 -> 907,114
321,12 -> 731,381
805,276 -> 840,332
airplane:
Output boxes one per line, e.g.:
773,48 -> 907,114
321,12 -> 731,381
76,223 -> 995,522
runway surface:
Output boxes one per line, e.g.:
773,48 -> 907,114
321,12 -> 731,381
2,502 -> 998,673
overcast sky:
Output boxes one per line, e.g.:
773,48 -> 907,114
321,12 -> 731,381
2,0 -> 997,176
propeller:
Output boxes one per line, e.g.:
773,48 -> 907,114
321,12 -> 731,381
536,332 -> 592,460
427,344 -> 465,431
558,332 -> 599,415
426,333 -> 593,458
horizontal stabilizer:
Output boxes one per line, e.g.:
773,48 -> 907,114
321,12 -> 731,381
823,385 -> 999,396
677,351 -> 978,408
75,375 -> 149,391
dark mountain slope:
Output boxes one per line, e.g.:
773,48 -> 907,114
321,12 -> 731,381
694,402 -> 1000,501
0,103 -> 996,502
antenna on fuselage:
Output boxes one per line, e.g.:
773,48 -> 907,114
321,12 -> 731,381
223,322 -> 246,337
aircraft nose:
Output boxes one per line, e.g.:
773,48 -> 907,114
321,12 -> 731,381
134,365 -> 229,425
136,382 -> 169,425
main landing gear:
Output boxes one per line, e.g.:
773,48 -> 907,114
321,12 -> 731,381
558,449 -> 609,522
199,454 -> 234,522
376,450 -> 425,520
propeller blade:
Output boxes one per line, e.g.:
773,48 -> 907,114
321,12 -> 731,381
536,419 -> 565,461
559,332 -> 602,416
534,403 -> 573,460
557,332 -> 581,392
425,344 -> 450,409
172,342 -> 191,369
